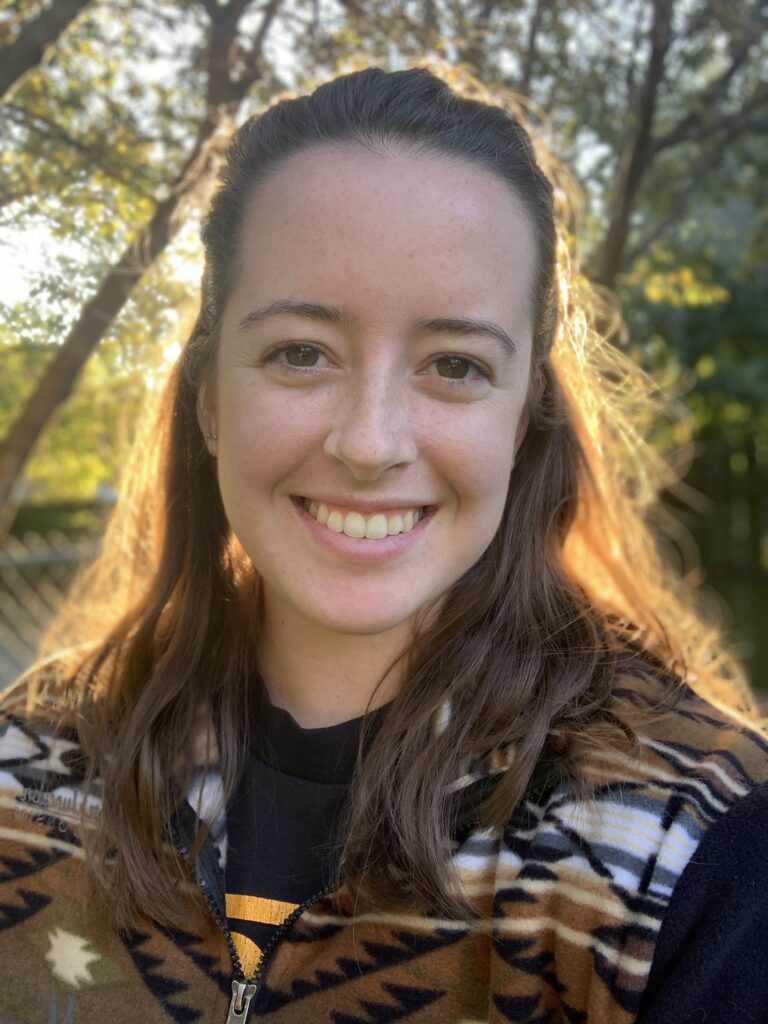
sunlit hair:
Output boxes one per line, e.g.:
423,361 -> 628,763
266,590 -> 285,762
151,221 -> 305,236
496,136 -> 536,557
12,65 -> 755,929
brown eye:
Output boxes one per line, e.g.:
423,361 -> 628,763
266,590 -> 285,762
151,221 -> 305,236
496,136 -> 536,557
435,356 -> 472,379
285,344 -> 321,367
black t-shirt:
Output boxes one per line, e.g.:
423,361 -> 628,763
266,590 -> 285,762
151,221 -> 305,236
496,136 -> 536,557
224,685 -> 388,977
225,686 -> 768,1020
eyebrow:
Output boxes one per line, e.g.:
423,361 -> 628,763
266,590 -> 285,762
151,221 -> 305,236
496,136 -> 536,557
414,316 -> 518,357
237,299 -> 518,357
237,299 -> 355,330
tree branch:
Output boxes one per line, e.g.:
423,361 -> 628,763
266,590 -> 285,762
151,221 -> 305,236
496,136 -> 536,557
595,0 -> 675,289
0,0 -> 92,102
623,189 -> 695,266
651,0 -> 767,156
624,105 -> 768,265
455,0 -> 499,74
198,0 -> 220,20
0,0 -> 284,525
240,0 -> 283,73
519,0 -> 545,97
334,0 -> 424,53
2,102 -> 158,197
624,0 -> 648,112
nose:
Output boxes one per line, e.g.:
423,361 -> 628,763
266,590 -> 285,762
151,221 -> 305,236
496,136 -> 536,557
323,373 -> 418,481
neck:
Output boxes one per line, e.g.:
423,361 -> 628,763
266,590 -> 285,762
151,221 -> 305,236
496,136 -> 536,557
257,593 -> 412,728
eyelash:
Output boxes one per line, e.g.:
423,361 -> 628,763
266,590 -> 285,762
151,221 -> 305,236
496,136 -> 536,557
262,342 -> 329,370
427,354 -> 491,383
262,342 -> 492,384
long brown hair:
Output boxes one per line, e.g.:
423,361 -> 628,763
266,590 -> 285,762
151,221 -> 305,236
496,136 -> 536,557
13,64 -> 755,929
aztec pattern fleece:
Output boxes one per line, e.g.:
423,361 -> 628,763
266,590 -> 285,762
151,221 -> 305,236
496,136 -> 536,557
1,670 -> 767,1024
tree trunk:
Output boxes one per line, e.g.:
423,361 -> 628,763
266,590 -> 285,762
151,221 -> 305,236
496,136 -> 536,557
455,0 -> 499,76
594,0 -> 674,289
0,0 -> 282,529
519,0 -> 545,97
0,0 -> 92,101
0,134 -> 217,529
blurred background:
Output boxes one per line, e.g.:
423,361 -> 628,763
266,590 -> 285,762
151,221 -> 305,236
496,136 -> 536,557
0,0 -> 765,692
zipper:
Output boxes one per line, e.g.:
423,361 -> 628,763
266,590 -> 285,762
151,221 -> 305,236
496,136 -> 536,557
226,979 -> 258,1023
170,813 -> 336,1023
169,816 -> 247,981
223,882 -> 336,1022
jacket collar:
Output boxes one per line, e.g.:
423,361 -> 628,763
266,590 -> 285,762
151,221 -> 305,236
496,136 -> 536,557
179,698 -> 559,874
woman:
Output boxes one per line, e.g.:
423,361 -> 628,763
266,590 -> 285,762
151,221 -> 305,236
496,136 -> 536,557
1,66 -> 767,1024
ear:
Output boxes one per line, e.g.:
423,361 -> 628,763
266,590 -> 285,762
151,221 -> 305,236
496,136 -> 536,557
196,382 -> 217,456
514,367 -> 545,459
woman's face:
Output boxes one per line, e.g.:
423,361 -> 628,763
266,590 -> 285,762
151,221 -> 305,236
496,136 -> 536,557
208,144 -> 536,641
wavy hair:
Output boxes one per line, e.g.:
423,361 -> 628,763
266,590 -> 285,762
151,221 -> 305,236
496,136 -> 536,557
14,65 -> 755,929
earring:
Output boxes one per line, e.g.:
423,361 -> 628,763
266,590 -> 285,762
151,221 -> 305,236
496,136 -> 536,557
206,428 -> 217,441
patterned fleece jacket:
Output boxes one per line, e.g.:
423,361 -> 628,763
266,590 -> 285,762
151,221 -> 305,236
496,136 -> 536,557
1,669 -> 768,1024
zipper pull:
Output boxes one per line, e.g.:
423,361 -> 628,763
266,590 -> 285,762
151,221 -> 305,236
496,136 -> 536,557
226,979 -> 258,1023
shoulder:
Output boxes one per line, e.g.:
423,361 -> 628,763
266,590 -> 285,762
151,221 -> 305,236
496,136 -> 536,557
0,668 -> 102,960
535,672 -> 768,853
0,657 -> 95,824
482,675 -> 768,1020
608,672 -> 768,798
637,780 -> 768,1022
565,674 -> 768,884
0,703 -> 86,791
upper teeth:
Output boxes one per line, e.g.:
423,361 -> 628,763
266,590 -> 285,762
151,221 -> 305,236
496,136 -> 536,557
305,500 -> 423,539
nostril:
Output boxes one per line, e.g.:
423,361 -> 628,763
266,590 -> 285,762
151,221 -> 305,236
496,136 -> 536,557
323,419 -> 418,477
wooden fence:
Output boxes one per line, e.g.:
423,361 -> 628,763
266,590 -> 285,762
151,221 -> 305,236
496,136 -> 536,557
0,532 -> 99,688
678,436 -> 767,691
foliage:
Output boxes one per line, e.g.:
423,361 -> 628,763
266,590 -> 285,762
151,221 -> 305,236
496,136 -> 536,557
0,0 -> 275,506
618,130 -> 768,445
0,0 -> 766,489
0,235 -> 200,501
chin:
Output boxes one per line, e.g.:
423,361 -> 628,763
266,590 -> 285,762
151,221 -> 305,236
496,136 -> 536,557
302,600 -> 424,639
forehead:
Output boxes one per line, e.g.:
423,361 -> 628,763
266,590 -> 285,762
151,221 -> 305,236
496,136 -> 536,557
229,143 -> 537,342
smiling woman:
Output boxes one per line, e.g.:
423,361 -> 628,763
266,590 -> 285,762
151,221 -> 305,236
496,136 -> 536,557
207,145 -> 532,675
1,67 -> 768,1024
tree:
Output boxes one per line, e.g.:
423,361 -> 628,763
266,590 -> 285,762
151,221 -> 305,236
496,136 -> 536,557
0,252 -> 198,503
594,0 -> 767,288
300,0 -> 767,284
0,0 -> 284,530
0,0 -> 92,101
1,0 -> 765,528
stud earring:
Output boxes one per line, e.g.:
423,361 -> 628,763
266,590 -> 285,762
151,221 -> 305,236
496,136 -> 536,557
206,428 -> 217,441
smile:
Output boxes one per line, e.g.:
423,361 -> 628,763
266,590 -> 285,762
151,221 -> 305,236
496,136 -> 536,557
301,498 -> 426,540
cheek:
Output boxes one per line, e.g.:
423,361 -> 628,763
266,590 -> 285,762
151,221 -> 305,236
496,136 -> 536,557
217,384 -> 328,479
221,382 -> 331,446
421,406 -> 519,511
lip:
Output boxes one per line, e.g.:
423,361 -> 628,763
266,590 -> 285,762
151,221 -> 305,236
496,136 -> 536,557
291,496 -> 435,561
297,495 -> 431,516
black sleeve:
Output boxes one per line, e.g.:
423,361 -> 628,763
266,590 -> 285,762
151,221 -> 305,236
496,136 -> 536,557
637,780 -> 768,1024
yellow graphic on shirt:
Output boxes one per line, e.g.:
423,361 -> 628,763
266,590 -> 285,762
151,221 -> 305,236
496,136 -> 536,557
226,893 -> 299,925
231,931 -> 263,979
226,893 -> 300,978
